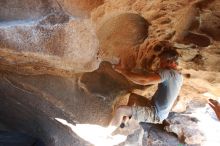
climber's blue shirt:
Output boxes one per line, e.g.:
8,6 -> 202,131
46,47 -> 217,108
152,69 -> 183,121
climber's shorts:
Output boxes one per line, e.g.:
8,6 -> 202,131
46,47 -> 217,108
131,106 -> 161,123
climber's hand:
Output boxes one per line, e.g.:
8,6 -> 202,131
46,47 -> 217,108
113,59 -> 126,73
208,99 -> 220,121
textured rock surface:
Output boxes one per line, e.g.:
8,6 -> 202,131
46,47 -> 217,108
0,0 -> 220,146
97,13 -> 149,65
57,0 -> 104,17
0,0 -> 59,21
141,123 -> 185,146
0,13 -> 100,76
198,0 -> 220,41
0,72 -> 91,145
165,113 -> 204,145
0,0 -> 103,20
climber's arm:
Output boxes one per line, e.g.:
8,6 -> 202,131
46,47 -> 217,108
114,67 -> 161,85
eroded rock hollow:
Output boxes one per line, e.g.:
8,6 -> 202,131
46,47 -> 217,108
0,0 -> 220,146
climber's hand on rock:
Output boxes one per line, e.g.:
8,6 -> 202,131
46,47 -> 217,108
115,66 -> 129,76
113,60 -> 125,73
114,65 -> 124,73
208,99 -> 220,121
209,99 -> 220,106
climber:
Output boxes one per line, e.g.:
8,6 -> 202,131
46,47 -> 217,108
209,99 -> 220,121
108,49 -> 183,133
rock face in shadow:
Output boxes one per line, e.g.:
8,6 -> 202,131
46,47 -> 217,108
0,72 -> 91,145
0,62 -> 143,145
181,32 -> 211,47
0,70 -> 116,126
80,62 -> 142,99
0,70 -> 113,145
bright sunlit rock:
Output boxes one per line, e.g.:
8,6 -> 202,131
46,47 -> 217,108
55,118 -> 127,146
190,92 -> 220,146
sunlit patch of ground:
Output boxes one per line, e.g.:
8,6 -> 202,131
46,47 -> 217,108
189,93 -> 220,146
55,118 -> 126,146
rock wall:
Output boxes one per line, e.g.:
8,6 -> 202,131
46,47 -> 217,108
0,14 -> 99,76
